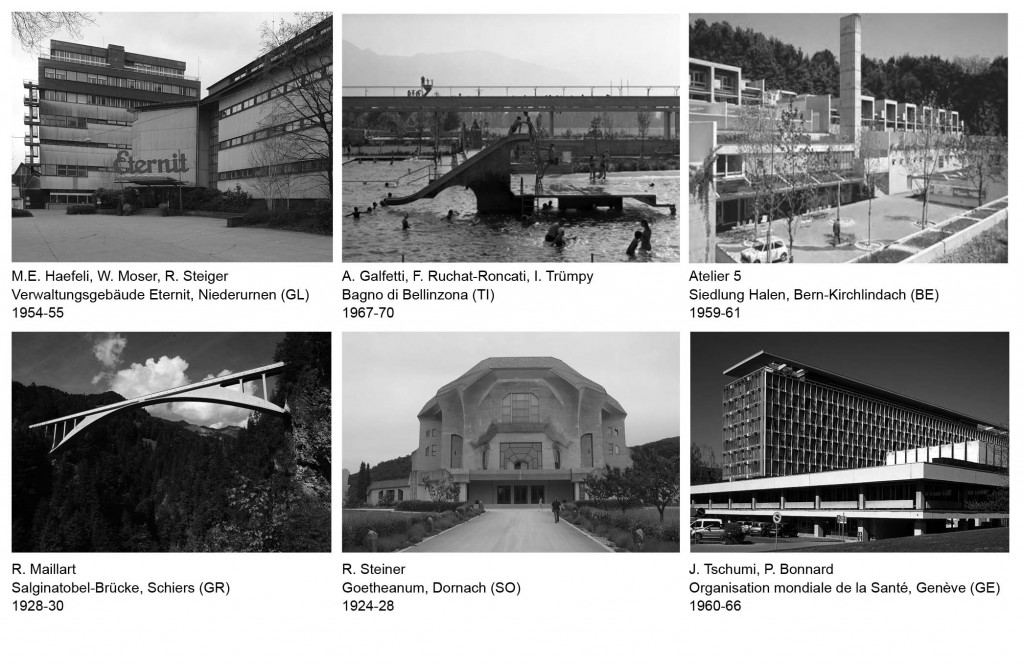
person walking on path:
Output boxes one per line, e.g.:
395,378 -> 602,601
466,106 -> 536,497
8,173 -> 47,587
551,498 -> 562,523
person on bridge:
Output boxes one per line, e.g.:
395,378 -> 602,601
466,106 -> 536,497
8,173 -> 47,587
551,497 -> 562,523
548,143 -> 558,165
600,152 -> 610,180
523,111 -> 535,138
507,116 -> 523,136
588,154 -> 596,182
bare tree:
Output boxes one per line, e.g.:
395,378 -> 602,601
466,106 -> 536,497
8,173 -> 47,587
688,146 -> 719,263
956,101 -> 1007,208
636,110 -> 652,158
900,96 -> 959,227
12,12 -> 95,52
257,13 -> 333,198
248,134 -> 297,211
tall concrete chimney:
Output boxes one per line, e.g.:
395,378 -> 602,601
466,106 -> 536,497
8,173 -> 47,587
839,14 -> 862,145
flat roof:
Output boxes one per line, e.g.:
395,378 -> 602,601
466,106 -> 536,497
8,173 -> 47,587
690,462 -> 1008,495
724,350 -> 1008,432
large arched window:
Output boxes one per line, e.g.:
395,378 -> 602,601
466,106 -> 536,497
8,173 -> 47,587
502,393 -> 539,423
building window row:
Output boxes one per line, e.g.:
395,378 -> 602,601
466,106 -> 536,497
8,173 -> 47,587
50,50 -> 107,66
41,138 -> 130,150
48,192 -> 93,204
40,114 -> 131,128
42,89 -> 132,108
424,428 -> 439,437
423,444 -> 437,457
218,158 -> 328,182
44,67 -> 197,96
218,116 -> 322,150
125,61 -> 186,78
218,64 -> 331,120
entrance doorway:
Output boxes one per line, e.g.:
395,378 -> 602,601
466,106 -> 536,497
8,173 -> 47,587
513,485 -> 528,504
530,486 -> 545,505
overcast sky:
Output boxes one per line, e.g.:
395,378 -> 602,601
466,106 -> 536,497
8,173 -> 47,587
344,14 -> 680,84
10,12 -> 302,170
13,332 -> 285,429
690,333 -> 1010,457
691,14 -> 1008,61
342,332 -> 680,472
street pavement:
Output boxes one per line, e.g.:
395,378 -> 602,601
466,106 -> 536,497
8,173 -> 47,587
405,507 -> 611,553
12,211 -> 332,262
691,535 -> 849,553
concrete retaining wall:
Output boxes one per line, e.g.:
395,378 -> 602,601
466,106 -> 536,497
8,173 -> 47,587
901,206 -> 1007,263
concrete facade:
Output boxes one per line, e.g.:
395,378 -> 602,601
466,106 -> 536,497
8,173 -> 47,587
692,350 -> 1009,540
24,40 -> 200,208
409,357 -> 631,505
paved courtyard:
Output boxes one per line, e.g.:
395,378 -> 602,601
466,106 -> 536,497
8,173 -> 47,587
12,210 -> 332,262
716,193 -> 964,263
405,507 -> 610,553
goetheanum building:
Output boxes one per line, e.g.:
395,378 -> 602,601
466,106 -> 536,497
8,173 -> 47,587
691,351 -> 1009,540
407,357 -> 631,505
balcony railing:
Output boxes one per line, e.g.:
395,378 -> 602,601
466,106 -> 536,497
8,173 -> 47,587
342,84 -> 679,97
41,53 -> 109,67
123,64 -> 199,81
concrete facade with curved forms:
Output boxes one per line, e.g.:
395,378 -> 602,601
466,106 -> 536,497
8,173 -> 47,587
410,357 -> 631,505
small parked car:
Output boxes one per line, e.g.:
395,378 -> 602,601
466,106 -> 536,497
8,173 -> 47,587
690,524 -> 726,544
740,238 -> 789,263
763,522 -> 799,538
748,521 -> 770,536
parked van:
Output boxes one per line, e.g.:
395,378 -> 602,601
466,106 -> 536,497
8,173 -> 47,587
690,518 -> 723,530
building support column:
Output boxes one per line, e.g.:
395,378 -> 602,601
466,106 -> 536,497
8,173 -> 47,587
813,523 -> 824,538
858,484 -> 866,510
780,492 -> 786,509
913,519 -> 926,536
914,480 -> 925,510
663,110 -> 673,139
814,491 -> 821,509
548,110 -> 555,139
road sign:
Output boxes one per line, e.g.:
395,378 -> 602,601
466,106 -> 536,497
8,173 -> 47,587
772,512 -> 782,524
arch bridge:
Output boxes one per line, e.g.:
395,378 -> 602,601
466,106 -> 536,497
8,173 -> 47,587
30,362 -> 288,453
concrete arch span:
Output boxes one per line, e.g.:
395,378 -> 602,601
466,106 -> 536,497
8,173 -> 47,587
31,362 -> 288,453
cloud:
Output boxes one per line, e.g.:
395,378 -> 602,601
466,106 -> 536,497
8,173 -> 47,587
109,356 -> 251,429
92,333 -> 128,367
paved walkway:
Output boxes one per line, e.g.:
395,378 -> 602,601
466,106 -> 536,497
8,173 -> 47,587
13,211 -> 332,262
405,507 -> 610,553
717,193 -> 964,263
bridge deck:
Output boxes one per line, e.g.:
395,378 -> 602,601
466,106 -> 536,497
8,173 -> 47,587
30,361 -> 286,428
513,174 -> 676,211
342,95 -> 680,113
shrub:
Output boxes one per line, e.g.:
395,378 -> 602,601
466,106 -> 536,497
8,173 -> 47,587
66,204 -> 97,215
723,522 -> 746,545
12,208 -> 32,217
239,206 -> 332,235
395,500 -> 462,513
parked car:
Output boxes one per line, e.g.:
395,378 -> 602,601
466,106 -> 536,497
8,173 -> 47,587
740,238 -> 789,263
690,518 -> 723,530
748,521 -> 770,536
691,524 -> 726,544
763,522 -> 799,538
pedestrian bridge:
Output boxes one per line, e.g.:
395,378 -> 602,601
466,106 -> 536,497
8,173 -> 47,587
30,362 -> 288,453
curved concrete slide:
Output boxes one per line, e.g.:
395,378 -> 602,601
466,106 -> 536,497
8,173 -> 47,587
405,507 -> 610,553
383,134 -> 532,213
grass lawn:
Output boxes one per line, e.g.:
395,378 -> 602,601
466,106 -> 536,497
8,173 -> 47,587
938,219 -> 1008,263
790,527 -> 1008,553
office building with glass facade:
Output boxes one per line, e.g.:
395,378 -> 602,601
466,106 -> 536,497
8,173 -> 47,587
691,351 -> 1009,539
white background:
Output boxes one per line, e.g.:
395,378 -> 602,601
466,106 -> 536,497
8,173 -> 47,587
3,1 -> 1019,662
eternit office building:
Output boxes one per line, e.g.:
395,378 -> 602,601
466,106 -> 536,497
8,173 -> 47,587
691,351 -> 1009,540
22,15 -> 332,210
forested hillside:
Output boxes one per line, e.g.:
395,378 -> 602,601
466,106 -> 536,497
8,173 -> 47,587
11,333 -> 331,553
690,19 -> 1008,134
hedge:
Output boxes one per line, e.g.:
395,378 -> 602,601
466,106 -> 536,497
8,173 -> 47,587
395,500 -> 463,513
66,204 -> 97,215
12,208 -> 32,217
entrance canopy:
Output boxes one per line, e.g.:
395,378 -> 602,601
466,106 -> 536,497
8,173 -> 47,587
115,176 -> 184,186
